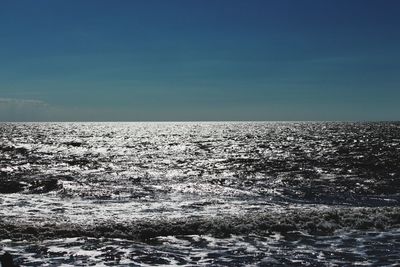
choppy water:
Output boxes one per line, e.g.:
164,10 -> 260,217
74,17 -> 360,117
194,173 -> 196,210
1,122 -> 399,266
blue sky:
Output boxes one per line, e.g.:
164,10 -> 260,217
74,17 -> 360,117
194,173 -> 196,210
0,0 -> 399,121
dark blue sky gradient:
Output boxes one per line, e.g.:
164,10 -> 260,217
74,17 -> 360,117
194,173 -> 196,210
0,0 -> 399,121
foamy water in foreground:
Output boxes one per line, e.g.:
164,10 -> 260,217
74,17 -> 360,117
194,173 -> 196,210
1,122 -> 399,266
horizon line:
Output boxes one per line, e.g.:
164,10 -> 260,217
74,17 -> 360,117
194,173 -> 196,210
0,120 -> 399,123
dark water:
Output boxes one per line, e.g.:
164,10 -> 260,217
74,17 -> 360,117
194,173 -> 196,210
1,122 -> 399,266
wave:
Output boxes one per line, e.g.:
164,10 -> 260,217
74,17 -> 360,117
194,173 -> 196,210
1,176 -> 399,209
1,207 -> 399,241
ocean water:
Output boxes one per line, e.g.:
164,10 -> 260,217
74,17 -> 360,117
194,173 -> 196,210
0,122 -> 399,266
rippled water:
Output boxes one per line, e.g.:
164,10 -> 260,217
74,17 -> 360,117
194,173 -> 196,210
1,122 -> 399,266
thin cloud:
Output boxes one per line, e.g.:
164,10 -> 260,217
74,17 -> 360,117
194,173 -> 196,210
0,98 -> 48,107
0,98 -> 49,122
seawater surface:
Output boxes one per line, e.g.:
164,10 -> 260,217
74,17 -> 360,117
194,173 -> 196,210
0,122 -> 399,266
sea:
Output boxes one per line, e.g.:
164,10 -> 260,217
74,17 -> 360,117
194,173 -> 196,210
0,122 -> 399,266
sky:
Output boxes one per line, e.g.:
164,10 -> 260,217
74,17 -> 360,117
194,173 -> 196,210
0,0 -> 399,121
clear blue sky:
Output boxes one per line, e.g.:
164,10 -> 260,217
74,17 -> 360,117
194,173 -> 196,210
0,0 -> 399,121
